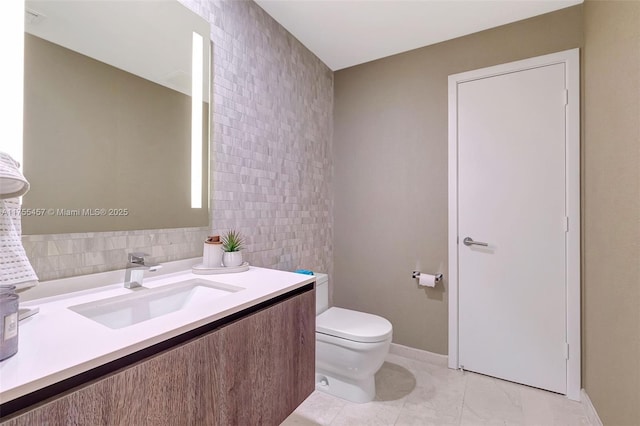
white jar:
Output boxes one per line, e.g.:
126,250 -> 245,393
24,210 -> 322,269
203,236 -> 224,268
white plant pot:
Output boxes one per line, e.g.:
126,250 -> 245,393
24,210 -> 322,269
222,251 -> 243,267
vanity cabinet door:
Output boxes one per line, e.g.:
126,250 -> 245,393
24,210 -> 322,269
2,289 -> 315,426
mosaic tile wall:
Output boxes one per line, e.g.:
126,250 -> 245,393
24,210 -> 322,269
22,0 -> 333,281
22,227 -> 209,281
203,0 -> 333,274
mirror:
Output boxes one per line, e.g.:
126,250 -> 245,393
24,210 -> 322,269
21,0 -> 210,235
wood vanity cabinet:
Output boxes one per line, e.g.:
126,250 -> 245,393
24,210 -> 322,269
1,286 -> 315,426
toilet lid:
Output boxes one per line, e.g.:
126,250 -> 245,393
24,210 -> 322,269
316,307 -> 393,343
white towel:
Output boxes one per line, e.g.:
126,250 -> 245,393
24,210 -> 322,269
0,153 -> 38,289
0,152 -> 30,199
0,198 -> 38,289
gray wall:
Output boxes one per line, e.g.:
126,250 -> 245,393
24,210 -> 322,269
22,0 -> 333,281
583,1 -> 640,425
333,6 -> 583,354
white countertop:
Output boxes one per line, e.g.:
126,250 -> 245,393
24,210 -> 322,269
0,264 -> 315,404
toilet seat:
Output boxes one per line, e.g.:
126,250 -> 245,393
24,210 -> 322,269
316,307 -> 392,343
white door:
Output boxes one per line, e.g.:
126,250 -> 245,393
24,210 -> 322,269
456,63 -> 568,393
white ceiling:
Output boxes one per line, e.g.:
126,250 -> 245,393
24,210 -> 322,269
254,0 -> 583,71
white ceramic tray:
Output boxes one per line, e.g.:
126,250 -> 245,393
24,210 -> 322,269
191,262 -> 250,275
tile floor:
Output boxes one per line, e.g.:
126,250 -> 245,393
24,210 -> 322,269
281,353 -> 591,426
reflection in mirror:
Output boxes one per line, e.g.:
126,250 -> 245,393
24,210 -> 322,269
22,0 -> 210,235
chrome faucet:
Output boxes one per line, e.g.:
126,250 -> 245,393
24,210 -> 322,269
124,252 -> 162,289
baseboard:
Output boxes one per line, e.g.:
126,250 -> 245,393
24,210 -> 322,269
389,343 -> 448,367
581,389 -> 603,426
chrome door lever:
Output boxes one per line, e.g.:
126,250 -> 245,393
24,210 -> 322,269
463,237 -> 488,247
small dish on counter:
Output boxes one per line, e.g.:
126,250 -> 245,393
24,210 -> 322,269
191,261 -> 250,275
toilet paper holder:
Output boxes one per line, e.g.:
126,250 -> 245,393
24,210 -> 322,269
412,271 -> 443,283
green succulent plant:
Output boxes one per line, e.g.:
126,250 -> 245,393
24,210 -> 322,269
221,229 -> 245,252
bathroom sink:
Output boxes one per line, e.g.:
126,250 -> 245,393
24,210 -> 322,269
68,279 -> 244,329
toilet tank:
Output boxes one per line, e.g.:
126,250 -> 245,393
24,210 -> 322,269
314,273 -> 329,314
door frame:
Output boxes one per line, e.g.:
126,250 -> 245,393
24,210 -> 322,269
447,49 -> 581,400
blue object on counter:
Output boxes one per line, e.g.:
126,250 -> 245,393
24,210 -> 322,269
294,269 -> 314,275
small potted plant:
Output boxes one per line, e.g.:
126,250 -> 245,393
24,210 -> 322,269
221,229 -> 245,267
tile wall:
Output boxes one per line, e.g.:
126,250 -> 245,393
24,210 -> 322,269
22,227 -> 208,282
203,0 -> 334,273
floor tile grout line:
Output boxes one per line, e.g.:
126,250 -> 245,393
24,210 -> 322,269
328,397 -> 351,426
457,369 -> 468,426
393,396 -> 410,426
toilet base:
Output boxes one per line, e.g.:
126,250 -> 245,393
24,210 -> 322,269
315,371 -> 375,403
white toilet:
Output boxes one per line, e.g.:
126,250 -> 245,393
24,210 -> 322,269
314,273 -> 393,403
